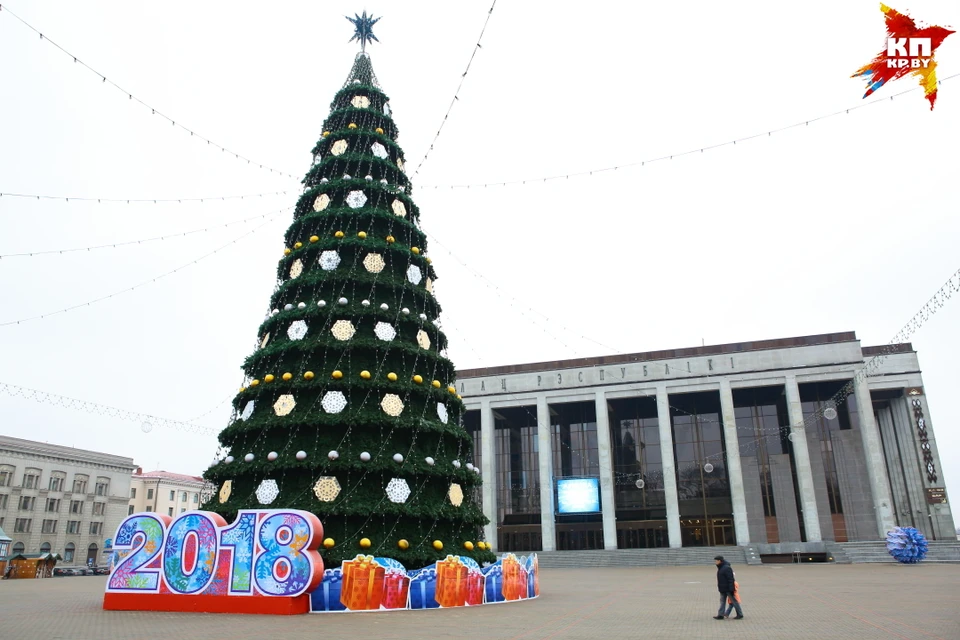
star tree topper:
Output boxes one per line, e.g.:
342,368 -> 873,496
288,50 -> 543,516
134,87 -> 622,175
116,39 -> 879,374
346,11 -> 381,51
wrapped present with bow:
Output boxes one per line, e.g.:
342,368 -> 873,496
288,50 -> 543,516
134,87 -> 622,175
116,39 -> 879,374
311,568 -> 346,612
382,567 -> 410,609
409,567 -> 439,609
340,555 -> 385,611
466,569 -> 484,605
526,554 -> 539,598
502,554 -> 528,601
483,562 -> 504,603
435,555 -> 468,608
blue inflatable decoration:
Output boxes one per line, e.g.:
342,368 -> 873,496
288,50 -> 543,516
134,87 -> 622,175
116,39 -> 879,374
885,526 -> 928,563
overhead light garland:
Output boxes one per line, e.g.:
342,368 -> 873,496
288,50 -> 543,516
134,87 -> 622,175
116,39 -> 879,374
0,207 -> 288,259
417,73 -> 959,189
0,5 -> 300,180
0,209 -> 288,327
0,190 -> 288,204
409,0 -> 498,180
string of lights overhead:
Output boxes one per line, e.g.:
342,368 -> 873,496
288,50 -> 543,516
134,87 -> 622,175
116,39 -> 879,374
0,380 -> 218,436
0,190 -> 289,204
0,207 -> 289,258
0,209 -> 289,327
425,228 -> 622,355
417,73 -> 959,190
409,0 -> 498,180
0,5 -> 300,180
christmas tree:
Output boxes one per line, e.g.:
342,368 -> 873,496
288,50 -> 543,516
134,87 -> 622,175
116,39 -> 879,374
203,15 -> 494,569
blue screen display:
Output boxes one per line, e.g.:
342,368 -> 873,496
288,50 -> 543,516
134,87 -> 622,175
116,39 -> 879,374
556,477 -> 601,514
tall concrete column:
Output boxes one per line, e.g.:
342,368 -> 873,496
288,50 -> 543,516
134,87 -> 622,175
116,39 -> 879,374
784,376 -> 822,542
594,391 -> 618,550
655,384 -> 682,548
536,395 -> 556,551
718,379 -> 750,545
479,400 -> 497,552
853,375 -> 896,537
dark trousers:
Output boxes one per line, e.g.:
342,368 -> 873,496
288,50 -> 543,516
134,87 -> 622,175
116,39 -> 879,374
719,592 -> 743,617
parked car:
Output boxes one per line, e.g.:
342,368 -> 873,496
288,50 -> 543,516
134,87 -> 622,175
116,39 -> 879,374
94,567 -> 109,575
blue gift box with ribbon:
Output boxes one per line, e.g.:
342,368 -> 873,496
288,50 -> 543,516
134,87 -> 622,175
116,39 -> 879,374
483,562 -> 504,603
408,567 -> 439,609
310,568 -> 347,612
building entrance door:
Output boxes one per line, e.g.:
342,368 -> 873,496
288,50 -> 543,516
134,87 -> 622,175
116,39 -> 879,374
680,518 -> 736,546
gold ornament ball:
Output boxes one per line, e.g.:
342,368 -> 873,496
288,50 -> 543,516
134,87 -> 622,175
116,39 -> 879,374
250,379 -> 260,387
294,242 -> 303,249
397,539 -> 410,550
264,374 -> 275,383
348,123 -> 358,129
432,540 -> 443,551
359,537 -> 371,549
309,235 -> 319,243
322,131 -> 331,137
357,231 -> 367,239
375,127 -> 384,135
447,386 -> 456,394
282,372 -> 293,382
331,370 -> 343,380
323,537 -> 335,549
475,541 -> 484,550
304,371 -> 315,381
239,386 -> 247,393
360,370 -> 371,380
335,230 -> 345,238
457,394 -> 463,400
387,372 -> 398,382
413,375 -> 423,384
411,246 -> 421,255
463,541 -> 474,551
386,235 -> 395,243
432,380 -> 441,388
426,257 -> 433,264
283,248 -> 292,256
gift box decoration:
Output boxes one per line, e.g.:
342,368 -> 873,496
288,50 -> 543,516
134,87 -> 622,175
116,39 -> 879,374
382,568 -> 410,609
311,568 -> 347,612
483,562 -> 504,603
466,569 -> 484,605
408,567 -> 439,609
525,554 -> 539,598
435,555 -> 468,608
502,554 -> 528,601
340,554 -> 385,611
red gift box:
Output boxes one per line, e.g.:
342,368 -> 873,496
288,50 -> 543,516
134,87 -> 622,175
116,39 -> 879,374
382,569 -> 410,609
435,555 -> 468,608
340,555 -> 385,610
502,554 -> 526,601
466,571 -> 484,605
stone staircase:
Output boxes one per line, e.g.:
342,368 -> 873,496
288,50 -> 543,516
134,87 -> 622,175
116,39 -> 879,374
531,540 -> 960,568
820,540 -> 960,564
535,546 -> 747,569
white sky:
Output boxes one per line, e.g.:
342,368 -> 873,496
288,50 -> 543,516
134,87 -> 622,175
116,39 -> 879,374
1,1 -> 957,524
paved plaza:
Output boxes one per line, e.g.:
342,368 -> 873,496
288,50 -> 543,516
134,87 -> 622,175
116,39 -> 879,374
1,564 -> 959,640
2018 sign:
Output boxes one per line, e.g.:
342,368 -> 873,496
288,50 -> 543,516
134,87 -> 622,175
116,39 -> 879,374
103,510 -> 323,614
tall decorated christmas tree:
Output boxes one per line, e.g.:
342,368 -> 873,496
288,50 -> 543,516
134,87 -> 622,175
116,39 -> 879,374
203,14 -> 494,569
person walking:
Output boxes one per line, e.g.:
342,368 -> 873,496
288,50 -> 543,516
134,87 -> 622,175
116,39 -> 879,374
713,555 -> 743,620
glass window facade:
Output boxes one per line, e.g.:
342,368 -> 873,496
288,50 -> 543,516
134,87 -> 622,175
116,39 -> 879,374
670,391 -> 734,546
463,410 -> 482,507
494,406 -> 541,552
550,401 -> 604,550
800,381 -> 860,542
607,396 -> 668,548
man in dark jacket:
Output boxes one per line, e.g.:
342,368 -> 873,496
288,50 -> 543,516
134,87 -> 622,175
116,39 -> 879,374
713,555 -> 743,619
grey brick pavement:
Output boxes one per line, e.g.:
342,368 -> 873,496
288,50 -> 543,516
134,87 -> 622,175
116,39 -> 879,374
1,564 -> 958,639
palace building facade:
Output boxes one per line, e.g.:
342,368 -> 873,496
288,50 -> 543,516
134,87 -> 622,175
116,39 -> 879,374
457,332 -> 954,554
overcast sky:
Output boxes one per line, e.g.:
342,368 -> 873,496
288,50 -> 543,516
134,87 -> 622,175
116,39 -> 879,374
1,1 -> 957,518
